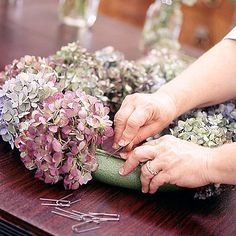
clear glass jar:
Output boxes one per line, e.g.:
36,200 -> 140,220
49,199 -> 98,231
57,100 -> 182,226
140,0 -> 183,52
58,0 -> 100,28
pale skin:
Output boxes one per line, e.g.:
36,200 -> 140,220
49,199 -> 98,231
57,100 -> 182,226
113,39 -> 236,193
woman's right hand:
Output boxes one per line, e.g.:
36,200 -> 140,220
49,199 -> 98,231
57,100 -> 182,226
113,91 -> 177,151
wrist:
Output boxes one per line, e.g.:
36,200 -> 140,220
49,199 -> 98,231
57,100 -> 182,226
152,89 -> 177,121
204,148 -> 221,184
158,86 -> 187,119
155,85 -> 187,119
206,144 -> 235,184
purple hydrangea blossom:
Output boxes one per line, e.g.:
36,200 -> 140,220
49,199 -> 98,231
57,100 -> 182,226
218,102 -> 236,122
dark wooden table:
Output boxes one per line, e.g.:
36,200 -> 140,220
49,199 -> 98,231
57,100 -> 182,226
0,1 -> 236,235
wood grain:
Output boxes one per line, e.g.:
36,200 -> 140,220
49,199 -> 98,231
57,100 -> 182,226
0,1 -> 236,235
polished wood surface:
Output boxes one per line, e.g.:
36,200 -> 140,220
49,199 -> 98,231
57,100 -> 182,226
0,1 -> 236,236
0,0 -> 141,71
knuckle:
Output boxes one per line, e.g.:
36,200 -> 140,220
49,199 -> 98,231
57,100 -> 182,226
161,135 -> 174,143
150,179 -> 160,189
126,118 -> 138,129
141,165 -> 152,178
123,161 -> 133,172
165,135 -> 175,141
132,93 -> 139,99
133,147 -> 140,156
125,94 -> 136,101
134,135 -> 143,146
114,113 -> 123,124
133,146 -> 142,155
140,175 -> 150,186
158,144 -> 166,153
152,177 -> 164,187
144,103 -> 153,113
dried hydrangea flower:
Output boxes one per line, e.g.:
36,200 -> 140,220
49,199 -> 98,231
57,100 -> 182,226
49,42 -> 106,102
170,111 -> 232,147
217,101 -> 236,122
138,48 -> 190,83
0,55 -> 54,82
95,47 -> 159,113
0,72 -> 58,148
15,90 -> 113,190
49,43 -> 189,115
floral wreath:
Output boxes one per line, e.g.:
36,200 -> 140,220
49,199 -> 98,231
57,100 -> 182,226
0,42 -> 235,199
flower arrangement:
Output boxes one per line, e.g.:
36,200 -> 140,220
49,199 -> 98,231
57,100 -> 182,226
0,42 -> 235,199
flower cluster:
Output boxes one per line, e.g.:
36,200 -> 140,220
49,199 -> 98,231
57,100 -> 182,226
0,72 -> 58,148
0,55 -> 54,82
15,91 -> 113,189
217,101 -> 236,122
95,47 -> 180,113
170,111 -> 232,147
49,42 -> 106,101
96,48 -> 148,112
138,48 -> 190,84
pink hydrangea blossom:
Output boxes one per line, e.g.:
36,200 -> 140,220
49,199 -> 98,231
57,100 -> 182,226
15,90 -> 113,189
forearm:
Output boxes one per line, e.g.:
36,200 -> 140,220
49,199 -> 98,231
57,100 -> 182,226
208,143 -> 236,185
157,39 -> 236,118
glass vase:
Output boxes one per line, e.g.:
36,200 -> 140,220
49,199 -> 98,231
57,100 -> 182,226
58,0 -> 100,28
140,0 -> 183,52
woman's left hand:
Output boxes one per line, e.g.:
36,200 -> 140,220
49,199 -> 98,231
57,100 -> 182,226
119,135 -> 215,194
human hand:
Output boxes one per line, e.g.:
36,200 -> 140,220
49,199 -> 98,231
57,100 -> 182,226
113,91 -> 177,151
119,135 -> 214,193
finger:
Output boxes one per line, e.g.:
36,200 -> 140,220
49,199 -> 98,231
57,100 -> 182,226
119,152 -> 130,160
140,171 -> 152,193
119,107 -> 154,147
130,123 -> 171,150
113,105 -> 134,148
124,123 -> 166,151
119,145 -> 158,176
141,161 -> 163,193
125,133 -> 167,152
149,172 -> 171,194
142,136 -> 168,146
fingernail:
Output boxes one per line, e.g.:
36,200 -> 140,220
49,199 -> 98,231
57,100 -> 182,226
118,140 -> 129,147
142,189 -> 147,193
120,152 -> 128,159
119,167 -> 125,175
112,143 -> 119,149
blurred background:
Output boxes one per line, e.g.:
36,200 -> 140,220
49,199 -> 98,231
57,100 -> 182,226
1,0 -> 236,67
99,0 -> 236,51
